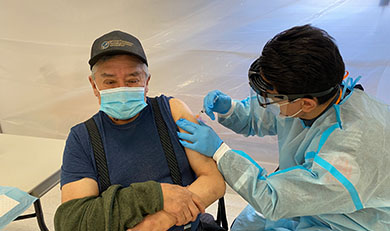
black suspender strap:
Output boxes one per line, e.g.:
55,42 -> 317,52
150,97 -> 183,186
151,98 -> 192,230
84,117 -> 111,193
216,197 -> 228,230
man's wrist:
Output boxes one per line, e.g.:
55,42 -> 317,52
160,211 -> 177,228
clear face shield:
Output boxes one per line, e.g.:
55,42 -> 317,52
249,87 -> 301,117
248,69 -> 337,118
248,70 -> 300,117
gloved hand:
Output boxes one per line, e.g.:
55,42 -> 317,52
176,119 -> 223,157
203,90 -> 232,120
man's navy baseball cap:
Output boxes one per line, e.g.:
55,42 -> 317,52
88,30 -> 148,69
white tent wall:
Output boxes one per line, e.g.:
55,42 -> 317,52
0,0 -> 389,190
1,0 -> 390,170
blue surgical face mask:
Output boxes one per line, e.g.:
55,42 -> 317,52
97,86 -> 147,120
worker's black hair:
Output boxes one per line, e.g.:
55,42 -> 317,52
254,24 -> 345,104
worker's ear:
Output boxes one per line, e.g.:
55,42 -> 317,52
301,98 -> 318,113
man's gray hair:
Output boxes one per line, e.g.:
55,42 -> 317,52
91,55 -> 150,80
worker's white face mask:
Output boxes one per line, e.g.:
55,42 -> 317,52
96,86 -> 147,120
267,99 -> 302,118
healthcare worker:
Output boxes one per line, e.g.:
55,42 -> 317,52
176,24 -> 390,230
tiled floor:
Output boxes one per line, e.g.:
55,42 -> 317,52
4,184 -> 249,231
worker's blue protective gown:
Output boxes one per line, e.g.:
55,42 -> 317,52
215,78 -> 390,230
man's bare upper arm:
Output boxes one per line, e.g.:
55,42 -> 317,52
169,98 -> 219,176
169,98 -> 225,206
61,177 -> 99,203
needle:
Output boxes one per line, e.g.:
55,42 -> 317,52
196,109 -> 206,123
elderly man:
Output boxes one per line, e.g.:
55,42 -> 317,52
54,30 -> 225,231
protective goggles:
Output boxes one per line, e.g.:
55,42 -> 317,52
248,70 -> 337,108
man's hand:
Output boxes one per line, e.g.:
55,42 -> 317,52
161,183 -> 205,226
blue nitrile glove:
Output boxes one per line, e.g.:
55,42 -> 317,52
203,90 -> 232,120
176,118 -> 223,157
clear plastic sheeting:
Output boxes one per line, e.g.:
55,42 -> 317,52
1,0 -> 389,169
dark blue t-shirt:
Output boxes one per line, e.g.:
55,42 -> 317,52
61,95 -> 198,230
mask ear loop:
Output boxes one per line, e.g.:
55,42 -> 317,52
289,99 -> 304,117
278,98 -> 302,117
94,80 -> 101,92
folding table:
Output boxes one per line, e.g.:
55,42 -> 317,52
0,133 -> 65,230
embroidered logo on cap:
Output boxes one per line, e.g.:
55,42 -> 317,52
101,40 -> 134,50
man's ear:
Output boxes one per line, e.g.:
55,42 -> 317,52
301,98 -> 318,113
145,75 -> 151,95
88,76 -> 99,97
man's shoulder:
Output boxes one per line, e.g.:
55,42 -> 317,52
148,94 -> 173,102
148,94 -> 190,122
168,98 -> 188,113
148,94 -> 180,110
69,112 -> 101,136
